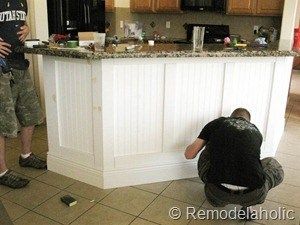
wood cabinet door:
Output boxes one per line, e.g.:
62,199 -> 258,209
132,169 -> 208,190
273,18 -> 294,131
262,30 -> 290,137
105,0 -> 115,12
256,0 -> 284,16
155,0 -> 181,12
130,0 -> 155,12
227,0 -> 256,15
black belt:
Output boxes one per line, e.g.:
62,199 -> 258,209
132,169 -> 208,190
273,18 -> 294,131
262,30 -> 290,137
215,184 -> 254,194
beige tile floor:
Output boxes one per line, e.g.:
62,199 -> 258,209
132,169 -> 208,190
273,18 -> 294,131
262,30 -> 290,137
0,72 -> 300,225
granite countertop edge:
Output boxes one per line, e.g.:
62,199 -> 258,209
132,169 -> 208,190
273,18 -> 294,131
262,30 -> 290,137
19,47 -> 298,60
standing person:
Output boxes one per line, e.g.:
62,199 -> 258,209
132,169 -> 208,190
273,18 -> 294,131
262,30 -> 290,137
0,0 -> 47,189
184,108 -> 284,220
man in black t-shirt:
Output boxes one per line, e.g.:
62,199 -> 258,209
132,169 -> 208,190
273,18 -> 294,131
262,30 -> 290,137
185,108 -> 284,219
0,0 -> 47,189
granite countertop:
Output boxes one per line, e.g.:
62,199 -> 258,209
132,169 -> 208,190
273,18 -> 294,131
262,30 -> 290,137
18,43 -> 298,60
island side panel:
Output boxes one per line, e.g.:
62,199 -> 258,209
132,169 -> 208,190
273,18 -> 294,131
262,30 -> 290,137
264,57 -> 294,156
44,57 -> 97,170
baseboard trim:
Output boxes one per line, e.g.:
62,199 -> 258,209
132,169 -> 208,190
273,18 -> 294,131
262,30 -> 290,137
47,154 -> 198,189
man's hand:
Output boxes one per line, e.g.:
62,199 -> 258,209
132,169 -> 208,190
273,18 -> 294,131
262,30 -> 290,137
0,38 -> 11,58
17,25 -> 30,43
184,138 -> 206,159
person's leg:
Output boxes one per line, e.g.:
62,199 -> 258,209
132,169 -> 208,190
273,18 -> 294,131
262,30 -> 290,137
13,69 -> 46,169
0,136 -> 7,173
236,157 -> 284,219
0,73 -> 30,188
197,145 -> 210,183
261,157 -> 284,190
20,126 -> 35,155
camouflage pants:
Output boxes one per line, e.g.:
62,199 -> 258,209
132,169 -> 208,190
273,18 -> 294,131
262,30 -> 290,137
0,69 -> 44,138
198,147 -> 284,207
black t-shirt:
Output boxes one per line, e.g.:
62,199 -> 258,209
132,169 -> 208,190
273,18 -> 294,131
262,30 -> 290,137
198,117 -> 266,189
0,0 -> 28,69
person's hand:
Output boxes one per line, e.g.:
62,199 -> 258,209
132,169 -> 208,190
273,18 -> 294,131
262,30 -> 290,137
17,25 -> 30,43
0,38 -> 11,58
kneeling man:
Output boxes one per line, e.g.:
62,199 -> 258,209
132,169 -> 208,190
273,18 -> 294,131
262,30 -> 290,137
185,108 -> 284,219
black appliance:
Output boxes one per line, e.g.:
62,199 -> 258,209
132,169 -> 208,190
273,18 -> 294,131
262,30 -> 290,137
47,0 -> 105,36
181,0 -> 226,12
185,24 -> 230,44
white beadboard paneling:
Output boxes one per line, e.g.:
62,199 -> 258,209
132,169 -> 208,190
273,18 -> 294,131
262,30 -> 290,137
44,56 -> 294,188
222,60 -> 275,138
163,62 -> 225,151
113,63 -> 165,157
55,60 -> 94,155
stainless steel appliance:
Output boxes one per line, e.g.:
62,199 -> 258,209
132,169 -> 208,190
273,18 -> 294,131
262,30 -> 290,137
186,24 -> 230,44
181,0 -> 226,12
47,0 -> 105,36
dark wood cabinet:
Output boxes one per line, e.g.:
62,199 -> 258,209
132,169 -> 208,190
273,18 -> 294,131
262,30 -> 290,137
105,0 -> 115,12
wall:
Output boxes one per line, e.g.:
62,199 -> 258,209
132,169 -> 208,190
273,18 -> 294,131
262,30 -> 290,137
296,1 -> 300,27
106,8 -> 281,41
279,0 -> 299,50
115,0 -> 130,8
26,0 -> 48,111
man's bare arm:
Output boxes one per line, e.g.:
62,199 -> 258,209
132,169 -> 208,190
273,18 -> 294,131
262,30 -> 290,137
184,138 -> 207,159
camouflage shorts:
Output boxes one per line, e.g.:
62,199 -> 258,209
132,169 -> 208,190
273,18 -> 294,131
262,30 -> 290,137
0,69 -> 44,138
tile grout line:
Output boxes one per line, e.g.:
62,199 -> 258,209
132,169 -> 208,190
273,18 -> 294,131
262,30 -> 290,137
31,190 -> 96,225
128,181 -> 175,225
276,152 -> 300,158
67,188 -> 119,225
28,210 -> 65,225
265,198 -> 300,209
98,202 -> 140,218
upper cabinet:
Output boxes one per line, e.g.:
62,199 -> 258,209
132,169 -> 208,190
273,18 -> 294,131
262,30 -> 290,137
256,0 -> 284,15
130,0 -> 181,13
227,0 -> 284,16
130,0 -> 155,12
227,0 -> 256,15
105,0 -> 115,12
155,0 -> 181,12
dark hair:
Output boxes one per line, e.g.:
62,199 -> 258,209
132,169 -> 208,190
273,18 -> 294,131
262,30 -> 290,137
230,108 -> 251,121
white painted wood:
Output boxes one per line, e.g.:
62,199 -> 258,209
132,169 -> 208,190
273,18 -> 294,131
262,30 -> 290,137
101,60 -> 117,170
47,153 -> 198,189
113,63 -> 165,156
43,56 -> 294,188
222,59 -> 275,138
91,61 -> 104,171
43,56 -> 60,156
164,62 -> 225,152
263,57 -> 293,157
44,57 -> 95,168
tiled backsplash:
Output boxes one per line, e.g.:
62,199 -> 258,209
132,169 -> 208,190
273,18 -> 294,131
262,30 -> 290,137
106,8 -> 282,41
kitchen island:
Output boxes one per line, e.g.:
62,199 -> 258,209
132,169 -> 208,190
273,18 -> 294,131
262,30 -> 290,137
21,44 -> 296,188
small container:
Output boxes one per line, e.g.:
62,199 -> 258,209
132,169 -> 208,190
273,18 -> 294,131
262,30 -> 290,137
293,28 -> 300,51
148,40 -> 155,46
66,40 -> 79,48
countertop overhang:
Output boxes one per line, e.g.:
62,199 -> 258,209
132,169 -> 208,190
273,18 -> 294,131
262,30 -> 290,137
18,44 -> 298,60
